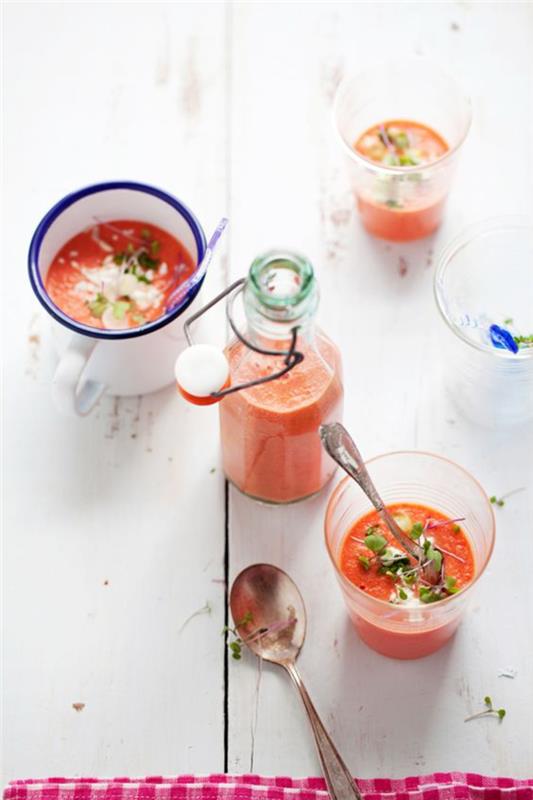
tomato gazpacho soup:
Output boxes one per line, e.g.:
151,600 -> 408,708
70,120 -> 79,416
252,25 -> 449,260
45,220 -> 195,330
354,120 -> 449,241
341,502 -> 474,606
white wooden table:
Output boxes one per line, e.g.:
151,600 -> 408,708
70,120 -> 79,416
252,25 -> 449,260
3,0 -> 533,784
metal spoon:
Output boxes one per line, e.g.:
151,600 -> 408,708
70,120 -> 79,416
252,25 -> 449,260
230,563 -> 362,800
319,422 -> 443,585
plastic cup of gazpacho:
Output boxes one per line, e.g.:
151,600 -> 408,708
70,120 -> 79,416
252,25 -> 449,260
325,451 -> 495,659
333,58 -> 471,242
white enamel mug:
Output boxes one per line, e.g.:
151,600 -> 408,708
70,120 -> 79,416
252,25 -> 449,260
29,181 -> 207,416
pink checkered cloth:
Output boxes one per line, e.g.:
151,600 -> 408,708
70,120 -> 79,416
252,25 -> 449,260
4,774 -> 532,800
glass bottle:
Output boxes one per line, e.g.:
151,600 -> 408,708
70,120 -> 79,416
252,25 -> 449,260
219,250 -> 343,504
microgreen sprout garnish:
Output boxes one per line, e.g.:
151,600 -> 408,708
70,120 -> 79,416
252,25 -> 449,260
378,125 -> 396,153
489,487 -> 525,508
423,540 -> 443,573
392,131 -> 410,150
503,318 -> 513,325
418,586 -> 443,604
355,514 -> 466,605
358,555 -> 371,571
514,334 -> 533,347
444,576 -> 459,594
410,522 -> 424,539
374,125 -> 420,170
126,263 -> 151,283
138,251 -> 159,271
223,611 -> 253,660
465,696 -> 506,722
364,530 -> 388,554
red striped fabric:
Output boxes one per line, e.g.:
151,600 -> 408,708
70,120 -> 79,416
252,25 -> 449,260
4,775 -> 532,800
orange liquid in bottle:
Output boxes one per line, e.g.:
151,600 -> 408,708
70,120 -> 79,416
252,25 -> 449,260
220,334 -> 343,504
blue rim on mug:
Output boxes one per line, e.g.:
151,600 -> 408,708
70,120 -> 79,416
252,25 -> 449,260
28,181 -> 207,340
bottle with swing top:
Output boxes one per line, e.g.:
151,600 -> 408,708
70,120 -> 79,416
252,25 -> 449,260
175,250 -> 343,504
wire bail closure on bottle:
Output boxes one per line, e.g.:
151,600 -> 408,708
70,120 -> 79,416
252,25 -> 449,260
184,278 -> 304,398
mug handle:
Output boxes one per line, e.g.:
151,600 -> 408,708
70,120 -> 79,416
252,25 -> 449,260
52,336 -> 107,416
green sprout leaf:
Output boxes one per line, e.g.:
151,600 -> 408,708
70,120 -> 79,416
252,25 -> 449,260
138,251 -> 159,270
399,152 -> 420,166
419,586 -> 441,604
490,496 -> 505,507
358,555 -> 371,571
223,611 -> 253,662
390,130 -> 410,149
425,543 -> 443,573
445,576 -> 459,594
364,532 -> 388,554
465,696 -> 506,723
514,334 -> 533,346
410,522 -> 424,540
399,588 -> 408,600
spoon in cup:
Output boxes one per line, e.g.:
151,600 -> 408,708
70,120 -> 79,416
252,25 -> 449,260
230,563 -> 362,800
166,217 -> 228,313
319,422 -> 444,586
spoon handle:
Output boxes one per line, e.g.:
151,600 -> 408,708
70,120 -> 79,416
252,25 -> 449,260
319,423 -> 420,559
285,661 -> 362,800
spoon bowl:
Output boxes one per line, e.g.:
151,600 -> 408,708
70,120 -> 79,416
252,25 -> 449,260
230,563 -> 305,664
230,563 -> 362,800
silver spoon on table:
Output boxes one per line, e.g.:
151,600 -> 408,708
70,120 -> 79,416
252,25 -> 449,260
230,563 -> 362,800
319,422 -> 444,585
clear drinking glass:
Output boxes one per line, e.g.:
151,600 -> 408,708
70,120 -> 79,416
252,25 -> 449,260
325,452 -> 495,660
434,218 -> 533,427
333,58 -> 471,241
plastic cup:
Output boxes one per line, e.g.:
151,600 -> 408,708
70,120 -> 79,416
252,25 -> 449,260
333,58 -> 471,241
324,452 -> 495,659
434,218 -> 533,427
